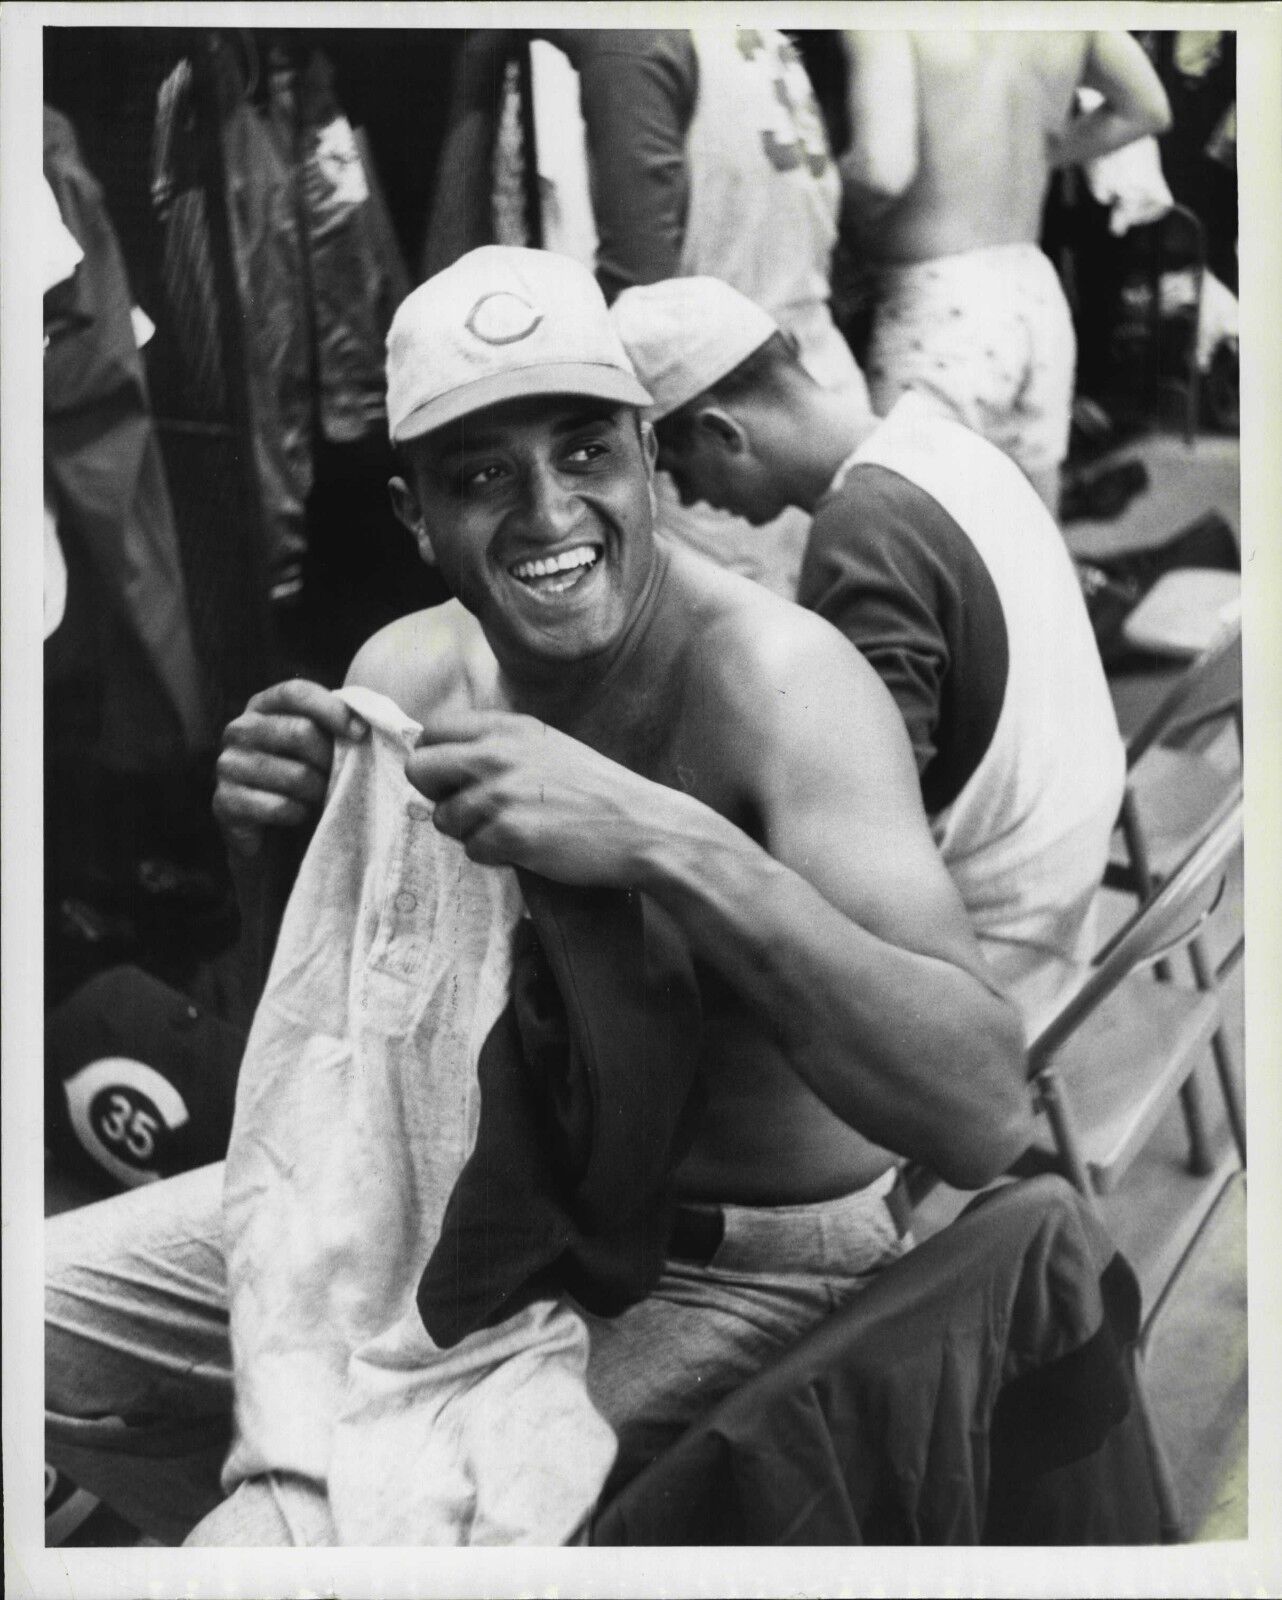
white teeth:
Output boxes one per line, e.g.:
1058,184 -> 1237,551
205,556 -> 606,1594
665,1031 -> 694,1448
510,545 -> 598,581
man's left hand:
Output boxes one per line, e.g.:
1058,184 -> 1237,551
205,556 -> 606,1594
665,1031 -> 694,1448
405,710 -> 670,886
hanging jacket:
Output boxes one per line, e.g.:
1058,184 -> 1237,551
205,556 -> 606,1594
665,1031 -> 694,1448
592,1174 -> 1162,1545
44,104 -> 210,767
151,40 -> 407,588
292,48 -> 409,442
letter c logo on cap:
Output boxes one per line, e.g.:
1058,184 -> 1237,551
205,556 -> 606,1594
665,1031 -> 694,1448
466,291 -> 544,346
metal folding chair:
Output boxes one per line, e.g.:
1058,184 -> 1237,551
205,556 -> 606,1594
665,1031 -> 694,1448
1107,620 -> 1245,1168
1032,791 -> 1242,1199
1025,792 -> 1244,1541
903,746 -> 1245,1539
1111,200 -> 1207,446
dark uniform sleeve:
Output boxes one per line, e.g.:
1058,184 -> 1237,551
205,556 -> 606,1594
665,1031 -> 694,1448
799,467 -> 952,778
797,462 -> 1009,815
566,31 -> 698,302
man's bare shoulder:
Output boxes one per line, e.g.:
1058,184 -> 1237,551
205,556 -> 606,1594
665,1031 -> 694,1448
671,551 -> 923,816
344,600 -> 501,722
675,549 -> 892,720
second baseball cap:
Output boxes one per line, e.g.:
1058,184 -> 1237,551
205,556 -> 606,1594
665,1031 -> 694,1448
610,278 -> 780,421
386,246 -> 652,443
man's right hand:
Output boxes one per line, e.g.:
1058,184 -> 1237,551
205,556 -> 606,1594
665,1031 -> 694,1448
213,680 -> 367,859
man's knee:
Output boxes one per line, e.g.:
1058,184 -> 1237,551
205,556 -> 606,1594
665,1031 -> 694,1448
45,1202 -> 117,1421
45,1166 -> 231,1425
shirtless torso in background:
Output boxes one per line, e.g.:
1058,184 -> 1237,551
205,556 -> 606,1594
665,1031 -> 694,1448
838,30 -> 1169,507
843,30 -> 1172,264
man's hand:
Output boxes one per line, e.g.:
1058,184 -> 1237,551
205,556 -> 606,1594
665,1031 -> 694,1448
213,680 -> 367,859
405,710 -> 669,886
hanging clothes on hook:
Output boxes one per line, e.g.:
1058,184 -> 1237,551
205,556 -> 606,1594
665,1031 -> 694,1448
44,104 -> 210,771
151,34 -> 409,604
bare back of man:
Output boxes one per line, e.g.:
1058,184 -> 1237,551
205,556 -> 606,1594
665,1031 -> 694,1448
838,31 -> 1168,505
858,32 -> 1089,264
348,541 -> 997,1207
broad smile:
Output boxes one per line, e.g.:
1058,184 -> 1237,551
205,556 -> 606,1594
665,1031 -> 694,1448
507,542 -> 602,597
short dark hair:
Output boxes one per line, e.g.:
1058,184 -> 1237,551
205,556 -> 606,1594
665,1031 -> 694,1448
654,331 -> 802,454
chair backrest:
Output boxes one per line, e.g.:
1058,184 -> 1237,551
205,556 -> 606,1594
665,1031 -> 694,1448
1029,788 -> 1243,1072
1123,617 -> 1242,769
1149,202 -> 1207,290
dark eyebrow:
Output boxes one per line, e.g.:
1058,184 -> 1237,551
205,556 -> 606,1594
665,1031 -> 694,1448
418,402 -> 627,473
446,402 -> 624,455
549,401 -> 624,434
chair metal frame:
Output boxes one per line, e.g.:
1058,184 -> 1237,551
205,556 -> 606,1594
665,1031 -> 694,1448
1026,791 -> 1244,1543
1030,789 -> 1243,1195
1112,617 -> 1243,776
904,637 -> 1246,1539
1135,201 -> 1207,447
1108,620 -> 1245,1169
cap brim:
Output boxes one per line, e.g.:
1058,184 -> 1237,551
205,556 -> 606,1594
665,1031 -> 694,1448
642,325 -> 777,422
392,362 -> 654,443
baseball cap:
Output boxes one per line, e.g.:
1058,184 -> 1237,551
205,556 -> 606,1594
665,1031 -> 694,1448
610,278 -> 779,421
386,246 -> 652,443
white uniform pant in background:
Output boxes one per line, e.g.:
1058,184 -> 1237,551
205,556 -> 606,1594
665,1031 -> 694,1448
865,243 -> 1077,512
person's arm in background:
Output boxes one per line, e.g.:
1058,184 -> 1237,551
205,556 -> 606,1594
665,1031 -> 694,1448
839,31 -> 919,215
1052,31 -> 1172,169
553,31 -> 697,302
420,30 -> 517,278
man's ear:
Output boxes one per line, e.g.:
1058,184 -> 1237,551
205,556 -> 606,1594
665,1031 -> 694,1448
694,405 -> 747,455
639,421 -> 660,522
388,476 -> 436,567
640,418 -> 660,474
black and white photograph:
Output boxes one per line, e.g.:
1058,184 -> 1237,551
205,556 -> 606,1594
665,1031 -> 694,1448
4,3 -> 1280,1595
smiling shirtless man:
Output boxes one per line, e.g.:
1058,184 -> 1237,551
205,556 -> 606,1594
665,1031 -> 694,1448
46,249 -> 1028,1540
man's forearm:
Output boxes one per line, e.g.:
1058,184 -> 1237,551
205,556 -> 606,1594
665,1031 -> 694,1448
631,793 -> 1030,1188
568,37 -> 695,300
840,30 -> 918,203
1059,34 -> 1172,171
1053,106 -> 1166,170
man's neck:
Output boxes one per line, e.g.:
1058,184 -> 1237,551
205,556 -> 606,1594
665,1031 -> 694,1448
777,390 -> 877,514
